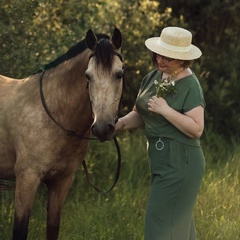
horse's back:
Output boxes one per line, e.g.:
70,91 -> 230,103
0,74 -> 24,101
0,74 -> 36,178
0,74 -> 20,81
0,74 -> 23,85
0,74 -> 31,120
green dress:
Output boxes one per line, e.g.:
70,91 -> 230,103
136,69 -> 205,240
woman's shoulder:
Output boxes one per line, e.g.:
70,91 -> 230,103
177,70 -> 201,88
138,69 -> 160,93
142,69 -> 160,83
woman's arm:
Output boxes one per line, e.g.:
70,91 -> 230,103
148,96 -> 204,139
115,106 -> 145,131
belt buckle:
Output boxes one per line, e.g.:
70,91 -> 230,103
155,137 -> 164,151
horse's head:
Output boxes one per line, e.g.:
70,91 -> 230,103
85,28 -> 124,142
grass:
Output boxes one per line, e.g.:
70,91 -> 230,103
196,154 -> 240,239
1,129 -> 240,239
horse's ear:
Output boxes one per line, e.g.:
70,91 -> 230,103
111,28 -> 122,50
86,29 -> 98,51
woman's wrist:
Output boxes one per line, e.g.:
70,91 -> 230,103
119,119 -> 125,131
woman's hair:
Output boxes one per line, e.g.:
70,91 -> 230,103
151,52 -> 193,69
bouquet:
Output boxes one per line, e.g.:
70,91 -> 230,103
154,74 -> 176,98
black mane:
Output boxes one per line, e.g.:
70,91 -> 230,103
39,33 -> 110,72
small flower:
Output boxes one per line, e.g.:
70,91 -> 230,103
154,74 -> 176,98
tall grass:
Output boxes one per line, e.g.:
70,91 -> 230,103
1,129 -> 240,239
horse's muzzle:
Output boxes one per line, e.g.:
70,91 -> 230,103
91,122 -> 116,142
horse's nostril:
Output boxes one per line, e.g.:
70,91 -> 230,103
91,125 -> 96,136
91,123 -> 115,141
108,124 -> 115,133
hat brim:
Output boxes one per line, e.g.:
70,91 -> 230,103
145,37 -> 202,60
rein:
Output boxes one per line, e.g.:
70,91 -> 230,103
82,137 -> 121,194
39,70 -> 96,140
39,68 -> 122,194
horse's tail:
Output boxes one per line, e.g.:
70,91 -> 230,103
0,178 -> 16,190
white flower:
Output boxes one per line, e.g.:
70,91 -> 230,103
154,80 -> 158,85
155,76 -> 176,98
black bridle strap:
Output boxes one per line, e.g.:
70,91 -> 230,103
39,70 -> 96,140
82,136 -> 121,194
39,70 -> 121,193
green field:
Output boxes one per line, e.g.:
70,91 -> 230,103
1,130 -> 240,239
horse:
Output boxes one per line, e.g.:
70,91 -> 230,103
0,28 -> 124,240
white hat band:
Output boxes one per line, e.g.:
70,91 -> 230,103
158,39 -> 192,53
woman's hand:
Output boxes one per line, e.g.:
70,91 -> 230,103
148,96 -> 169,115
115,107 -> 145,131
115,119 -> 125,131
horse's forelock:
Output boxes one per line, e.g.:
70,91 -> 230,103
94,39 -> 114,72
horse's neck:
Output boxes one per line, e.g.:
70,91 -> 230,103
42,50 -> 93,133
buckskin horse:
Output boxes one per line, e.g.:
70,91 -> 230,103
0,28 -> 124,240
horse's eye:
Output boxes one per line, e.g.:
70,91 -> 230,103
85,72 -> 91,81
115,71 -> 124,80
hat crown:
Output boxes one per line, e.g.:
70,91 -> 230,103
145,26 -> 202,60
160,27 -> 192,48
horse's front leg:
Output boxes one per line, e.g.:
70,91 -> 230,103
12,171 -> 41,240
46,175 -> 74,240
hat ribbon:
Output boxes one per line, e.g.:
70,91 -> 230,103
158,39 -> 192,53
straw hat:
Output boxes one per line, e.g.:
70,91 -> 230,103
145,26 -> 202,60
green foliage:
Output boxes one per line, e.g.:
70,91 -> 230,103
196,155 -> 240,239
197,1 -> 240,139
0,0 -> 239,139
0,0 -> 107,77
0,0 -> 171,103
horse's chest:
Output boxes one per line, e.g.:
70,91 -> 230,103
42,144 -> 84,175
40,155 -> 79,180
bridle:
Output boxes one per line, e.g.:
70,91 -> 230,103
39,50 -> 124,194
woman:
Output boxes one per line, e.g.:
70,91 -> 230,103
116,26 -> 205,240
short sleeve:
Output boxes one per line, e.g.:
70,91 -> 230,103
183,80 -> 205,112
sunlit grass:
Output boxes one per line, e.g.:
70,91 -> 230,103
1,130 -> 240,239
196,154 -> 240,240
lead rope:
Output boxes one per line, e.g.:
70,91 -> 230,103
82,137 -> 121,194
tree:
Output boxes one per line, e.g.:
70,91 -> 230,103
2,0 -> 239,138
0,0 -> 170,109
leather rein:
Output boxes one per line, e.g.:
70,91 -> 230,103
39,51 -> 123,194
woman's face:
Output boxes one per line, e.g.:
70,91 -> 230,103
155,54 -> 183,74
